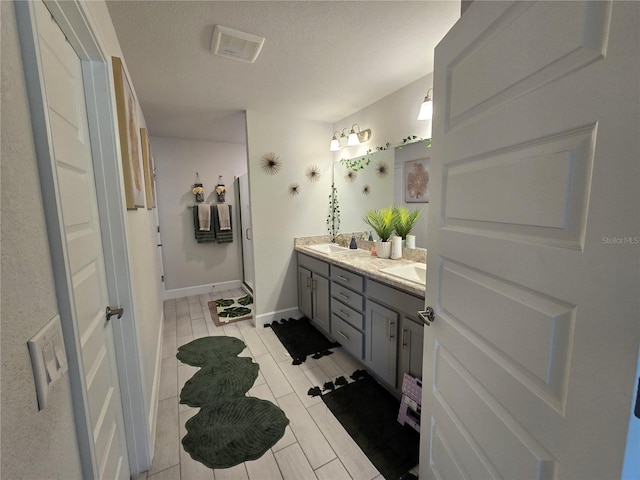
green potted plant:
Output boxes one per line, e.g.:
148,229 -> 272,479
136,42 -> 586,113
363,206 -> 397,258
394,206 -> 421,246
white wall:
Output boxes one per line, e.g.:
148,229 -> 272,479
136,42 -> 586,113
246,111 -> 333,325
1,1 -> 164,476
333,74 -> 433,160
1,2 -> 83,476
152,136 -> 247,294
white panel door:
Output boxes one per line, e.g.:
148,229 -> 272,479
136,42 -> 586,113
422,2 -> 639,479
34,3 -> 130,478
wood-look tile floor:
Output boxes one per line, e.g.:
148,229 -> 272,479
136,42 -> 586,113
135,290 -> 394,480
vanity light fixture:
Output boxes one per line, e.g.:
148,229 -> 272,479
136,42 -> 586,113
329,125 -> 371,151
329,131 -> 341,151
417,88 -> 433,120
347,124 -> 361,146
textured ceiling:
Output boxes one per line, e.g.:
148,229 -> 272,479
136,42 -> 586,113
106,1 -> 460,144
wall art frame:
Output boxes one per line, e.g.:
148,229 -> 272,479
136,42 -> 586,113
112,56 -> 144,209
140,127 -> 156,209
405,158 -> 430,203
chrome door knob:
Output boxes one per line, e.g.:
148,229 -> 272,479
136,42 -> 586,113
417,306 -> 435,326
106,306 -> 124,321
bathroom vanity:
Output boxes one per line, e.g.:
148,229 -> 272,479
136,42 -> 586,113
296,238 -> 426,395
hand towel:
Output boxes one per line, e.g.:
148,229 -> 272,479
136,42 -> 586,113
193,206 -> 216,243
217,204 -> 231,231
198,203 -> 211,231
213,205 -> 233,243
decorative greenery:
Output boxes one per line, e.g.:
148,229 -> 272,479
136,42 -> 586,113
339,135 -> 430,172
340,154 -> 371,172
363,206 -> 397,242
327,183 -> 340,242
398,136 -> 431,149
394,206 -> 422,239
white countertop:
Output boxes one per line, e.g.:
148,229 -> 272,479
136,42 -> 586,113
295,242 -> 426,299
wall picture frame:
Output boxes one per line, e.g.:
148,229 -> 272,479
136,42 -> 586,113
112,56 -> 144,209
405,158 -> 430,203
140,128 -> 156,209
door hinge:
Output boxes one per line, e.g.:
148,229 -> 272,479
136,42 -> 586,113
161,275 -> 165,282
157,226 -> 160,233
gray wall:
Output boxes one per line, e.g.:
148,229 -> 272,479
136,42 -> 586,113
1,1 -> 83,477
152,136 -> 247,293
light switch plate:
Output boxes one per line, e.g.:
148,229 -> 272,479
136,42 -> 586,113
28,314 -> 68,410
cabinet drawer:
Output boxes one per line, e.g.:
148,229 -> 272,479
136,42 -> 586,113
331,298 -> 364,330
332,266 -> 364,291
367,279 -> 424,316
331,281 -> 364,312
298,252 -> 329,276
332,314 -> 363,360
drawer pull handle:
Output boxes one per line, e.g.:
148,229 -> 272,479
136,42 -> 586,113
388,320 -> 395,339
337,331 -> 349,340
337,275 -> 349,282
402,328 -> 408,348
338,292 -> 349,300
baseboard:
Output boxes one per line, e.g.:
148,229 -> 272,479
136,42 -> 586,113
255,307 -> 303,329
147,311 -> 164,459
164,280 -> 242,300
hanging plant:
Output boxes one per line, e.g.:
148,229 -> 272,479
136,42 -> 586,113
339,153 -> 372,172
306,165 -> 321,182
289,183 -> 301,196
326,183 -> 340,242
261,152 -> 282,175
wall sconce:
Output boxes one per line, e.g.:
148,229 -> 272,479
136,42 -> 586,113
347,124 -> 371,146
329,124 -> 371,151
329,131 -> 341,151
417,88 -> 433,120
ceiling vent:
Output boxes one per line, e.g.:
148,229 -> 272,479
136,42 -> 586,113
211,25 -> 265,63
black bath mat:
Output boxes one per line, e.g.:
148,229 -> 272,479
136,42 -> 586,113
265,317 -> 340,364
320,371 -> 419,480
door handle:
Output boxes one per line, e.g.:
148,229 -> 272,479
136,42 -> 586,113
388,320 -> 395,339
402,328 -> 408,348
417,306 -> 435,326
106,306 -> 124,321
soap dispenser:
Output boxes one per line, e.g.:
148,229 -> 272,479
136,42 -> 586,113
349,233 -> 358,249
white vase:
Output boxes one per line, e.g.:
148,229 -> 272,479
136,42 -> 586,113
376,240 -> 392,259
391,236 -> 403,259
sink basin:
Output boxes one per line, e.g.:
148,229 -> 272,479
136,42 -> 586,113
306,243 -> 351,255
380,263 -> 427,285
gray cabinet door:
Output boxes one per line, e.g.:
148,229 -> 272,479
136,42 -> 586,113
313,274 -> 330,333
365,300 -> 398,387
298,266 -> 312,319
399,316 -> 424,381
